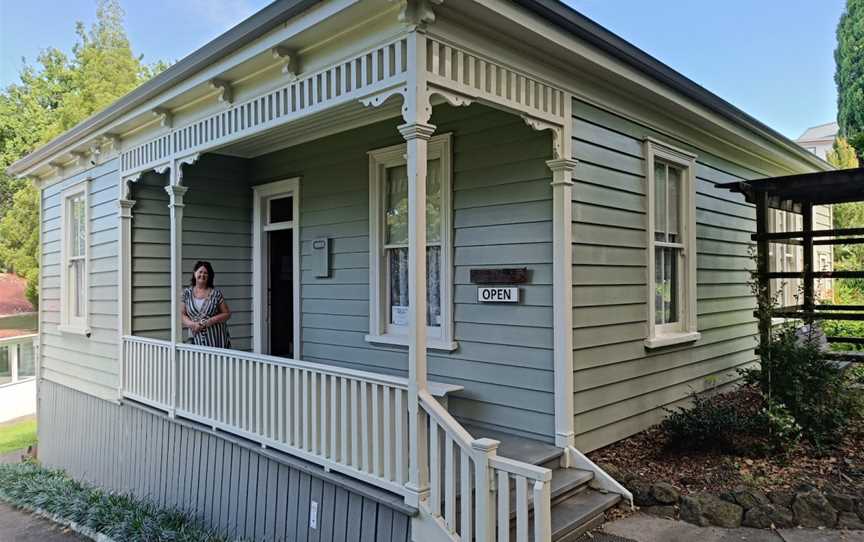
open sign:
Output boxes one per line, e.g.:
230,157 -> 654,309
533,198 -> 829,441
477,287 -> 519,303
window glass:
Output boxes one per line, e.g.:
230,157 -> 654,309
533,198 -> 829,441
17,343 -> 35,379
384,160 -> 443,328
654,163 -> 666,242
70,195 -> 86,258
0,347 -> 10,386
655,247 -> 679,325
269,196 -> 293,223
668,166 -> 680,242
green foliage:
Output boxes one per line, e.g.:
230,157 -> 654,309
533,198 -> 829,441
740,323 -> 859,447
0,0 -> 165,298
0,462 -> 230,542
0,186 -> 39,307
826,137 -> 860,169
820,319 -> 864,350
758,399 -> 802,449
661,391 -> 755,453
835,0 -> 864,145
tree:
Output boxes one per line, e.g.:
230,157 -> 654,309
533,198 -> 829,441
0,0 -> 164,303
835,0 -> 864,157
828,139 -> 864,303
0,186 -> 39,306
826,137 -> 860,169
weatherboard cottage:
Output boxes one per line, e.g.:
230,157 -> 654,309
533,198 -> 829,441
7,0 -> 832,540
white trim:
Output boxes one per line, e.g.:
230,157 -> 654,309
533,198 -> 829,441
366,133 -> 454,350
644,139 -> 698,348
59,180 -> 91,336
252,178 -> 301,357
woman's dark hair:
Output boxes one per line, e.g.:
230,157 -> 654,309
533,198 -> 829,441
190,260 -> 215,288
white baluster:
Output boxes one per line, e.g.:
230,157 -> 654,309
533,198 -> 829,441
515,475 -> 528,542
533,480 -> 552,542
460,450 -> 472,540
497,471 -> 510,542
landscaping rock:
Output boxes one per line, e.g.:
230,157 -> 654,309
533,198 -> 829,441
650,482 -> 680,504
768,490 -> 794,508
597,462 -> 624,482
630,480 -> 657,507
721,487 -> 770,510
742,504 -> 795,529
837,511 -> 864,530
857,499 -> 864,522
679,494 -> 743,528
640,505 -> 676,518
792,489 -> 838,528
825,492 -> 857,513
680,496 -> 709,527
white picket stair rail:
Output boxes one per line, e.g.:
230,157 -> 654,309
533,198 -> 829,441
122,335 -> 553,541
421,390 -> 552,542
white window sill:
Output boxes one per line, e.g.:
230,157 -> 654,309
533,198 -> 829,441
644,331 -> 701,350
364,334 -> 459,352
58,324 -> 91,337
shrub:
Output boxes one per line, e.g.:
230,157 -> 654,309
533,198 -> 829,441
661,390 -> 755,453
0,462 -> 228,542
740,323 -> 859,448
819,319 -> 864,351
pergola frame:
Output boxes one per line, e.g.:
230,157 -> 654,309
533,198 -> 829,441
719,167 -> 864,361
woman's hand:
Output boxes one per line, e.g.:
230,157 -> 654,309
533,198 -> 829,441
190,321 -> 203,335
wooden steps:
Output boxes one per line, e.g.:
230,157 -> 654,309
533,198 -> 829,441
465,425 -> 622,541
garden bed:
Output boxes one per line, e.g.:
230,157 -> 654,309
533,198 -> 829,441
589,387 -> 864,530
0,462 -> 229,542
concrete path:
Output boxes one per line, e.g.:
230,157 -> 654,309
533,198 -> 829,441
601,513 -> 864,542
0,503 -> 87,541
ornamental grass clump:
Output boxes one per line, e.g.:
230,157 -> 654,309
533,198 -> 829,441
0,462 -> 229,542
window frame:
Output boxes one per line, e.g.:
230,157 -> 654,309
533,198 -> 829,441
59,182 -> 91,336
365,133 -> 456,351
644,138 -> 699,348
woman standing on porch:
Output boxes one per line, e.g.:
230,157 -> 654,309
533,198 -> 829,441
182,261 -> 232,348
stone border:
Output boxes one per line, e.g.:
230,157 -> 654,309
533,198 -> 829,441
599,465 -> 864,531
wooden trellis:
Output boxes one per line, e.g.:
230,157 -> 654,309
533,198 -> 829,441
719,167 -> 864,362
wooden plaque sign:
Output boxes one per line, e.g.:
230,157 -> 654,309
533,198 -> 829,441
469,268 -> 528,284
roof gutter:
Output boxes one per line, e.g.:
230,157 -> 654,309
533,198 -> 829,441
7,0 -> 319,177
515,0 -> 832,172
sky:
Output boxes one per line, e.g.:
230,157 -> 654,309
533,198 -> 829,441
0,0 -> 846,140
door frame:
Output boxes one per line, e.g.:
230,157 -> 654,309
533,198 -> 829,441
252,178 -> 301,356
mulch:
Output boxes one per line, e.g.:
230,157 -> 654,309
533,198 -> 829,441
587,395 -> 864,497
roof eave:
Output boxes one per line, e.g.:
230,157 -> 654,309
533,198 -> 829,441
7,0 -> 320,178
515,0 -> 833,172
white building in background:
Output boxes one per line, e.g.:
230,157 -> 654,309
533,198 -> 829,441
796,121 -> 838,160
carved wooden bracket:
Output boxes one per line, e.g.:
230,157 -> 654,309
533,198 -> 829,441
48,161 -> 65,179
210,78 -> 234,105
272,46 -> 299,79
152,108 -> 173,129
104,134 -> 122,153
392,0 -> 443,29
70,151 -> 89,169
521,115 -> 565,160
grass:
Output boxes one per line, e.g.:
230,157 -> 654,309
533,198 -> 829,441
0,313 -> 37,331
0,462 -> 231,542
0,417 -> 37,454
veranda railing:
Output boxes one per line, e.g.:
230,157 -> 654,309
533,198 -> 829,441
121,335 -> 553,541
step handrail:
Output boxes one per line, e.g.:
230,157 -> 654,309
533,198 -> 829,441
419,389 -> 552,542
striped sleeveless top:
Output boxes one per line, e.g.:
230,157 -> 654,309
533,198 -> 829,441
183,287 -> 231,348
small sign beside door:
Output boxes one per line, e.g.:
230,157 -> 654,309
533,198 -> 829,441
478,287 -> 519,303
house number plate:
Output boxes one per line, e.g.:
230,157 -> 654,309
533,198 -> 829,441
478,287 -> 519,303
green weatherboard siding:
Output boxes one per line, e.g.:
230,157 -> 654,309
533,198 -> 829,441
128,104 -> 557,442
568,98 -> 831,452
